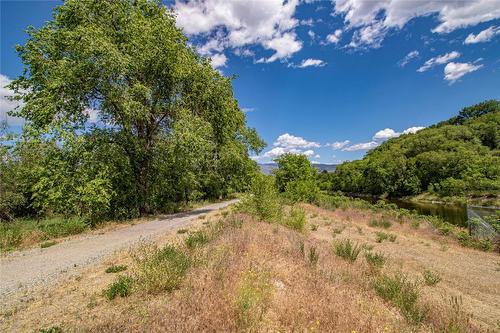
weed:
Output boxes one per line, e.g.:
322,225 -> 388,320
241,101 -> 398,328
369,219 -> 392,229
375,231 -> 397,243
356,226 -> 363,234
40,240 -> 57,248
308,246 -> 319,266
441,296 -> 472,332
177,228 -> 188,234
332,226 -> 345,235
365,251 -> 386,269
299,241 -> 305,257
310,224 -> 318,231
334,239 -> 362,262
198,215 -> 206,220
422,270 -> 441,286
411,220 -> 421,229
103,275 -> 133,300
362,243 -> 374,251
235,269 -> 272,331
373,272 -> 425,324
105,264 -> 127,274
133,244 -> 190,294
185,231 -> 209,249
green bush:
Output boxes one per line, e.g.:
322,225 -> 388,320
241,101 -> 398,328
373,272 -> 425,324
284,179 -> 319,203
133,244 -> 190,294
375,231 -> 397,243
282,205 -> 306,231
334,239 -> 362,262
240,174 -> 282,223
40,240 -> 57,248
365,251 -> 386,269
103,275 -> 133,300
105,264 -> 127,273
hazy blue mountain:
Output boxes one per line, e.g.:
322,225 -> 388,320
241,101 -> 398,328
259,163 -> 337,175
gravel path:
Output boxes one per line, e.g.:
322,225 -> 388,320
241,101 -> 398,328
0,200 -> 237,303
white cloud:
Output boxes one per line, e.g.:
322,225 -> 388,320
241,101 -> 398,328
417,51 -> 460,72
210,53 -> 227,68
327,140 -> 350,150
241,107 -> 255,113
84,107 -> 99,123
174,0 -> 302,63
333,0 -> 500,48
308,30 -> 316,39
325,29 -> 343,44
464,25 -> 500,44
444,62 -> 483,84
340,126 -> 424,151
260,32 -> 303,63
342,141 -> 380,151
296,58 -> 326,68
0,74 -> 24,126
402,126 -> 425,134
373,128 -> 399,140
273,133 -> 320,149
398,50 -> 419,67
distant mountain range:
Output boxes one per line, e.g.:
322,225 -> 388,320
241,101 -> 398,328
259,163 -> 337,175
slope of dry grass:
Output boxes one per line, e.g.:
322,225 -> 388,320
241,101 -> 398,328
1,203 -> 499,332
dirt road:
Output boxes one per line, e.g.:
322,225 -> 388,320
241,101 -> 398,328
0,200 -> 237,303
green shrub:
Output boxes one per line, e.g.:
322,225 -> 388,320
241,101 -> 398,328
365,251 -> 386,269
105,264 -> 127,273
0,222 -> 24,250
369,219 -> 392,229
185,231 -> 209,249
422,270 -> 441,286
375,231 -> 397,243
373,272 -> 425,324
103,275 -> 133,300
133,244 -> 190,294
282,205 -> 306,231
334,239 -> 362,262
240,174 -> 282,223
40,240 -> 57,248
284,179 -> 319,203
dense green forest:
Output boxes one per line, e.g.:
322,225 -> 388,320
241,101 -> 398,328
0,0 -> 264,224
331,100 -> 500,198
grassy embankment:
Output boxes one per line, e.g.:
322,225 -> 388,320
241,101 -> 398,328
2,195 -> 499,332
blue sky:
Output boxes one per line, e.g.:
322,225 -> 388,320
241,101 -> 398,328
1,0 -> 500,164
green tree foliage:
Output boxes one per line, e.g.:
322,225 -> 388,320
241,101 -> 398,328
273,153 -> 319,202
333,100 -> 500,197
2,0 -> 264,222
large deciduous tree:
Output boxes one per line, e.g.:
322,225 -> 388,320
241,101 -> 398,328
8,0 -> 264,216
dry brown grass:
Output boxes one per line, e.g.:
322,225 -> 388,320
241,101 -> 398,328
1,204 -> 499,332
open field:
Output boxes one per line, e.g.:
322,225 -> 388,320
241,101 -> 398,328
1,202 -> 498,332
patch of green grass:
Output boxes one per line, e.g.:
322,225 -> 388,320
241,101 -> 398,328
334,239 -> 362,262
365,251 -> 386,269
369,219 -> 392,229
40,240 -> 57,248
103,275 -> 133,300
185,231 -> 209,249
375,231 -> 397,243
422,270 -> 441,286
133,244 -> 190,294
235,269 -> 272,331
177,228 -> 188,234
105,264 -> 127,274
373,272 -> 425,324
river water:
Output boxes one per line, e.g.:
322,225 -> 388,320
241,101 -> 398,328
354,197 -> 468,227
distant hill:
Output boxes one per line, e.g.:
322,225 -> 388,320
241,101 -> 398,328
259,163 -> 337,175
